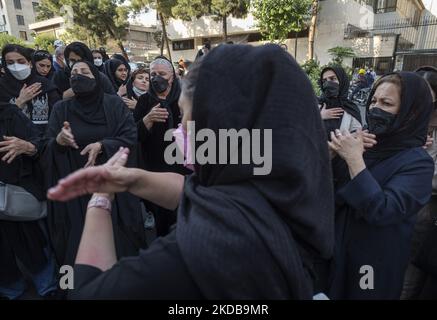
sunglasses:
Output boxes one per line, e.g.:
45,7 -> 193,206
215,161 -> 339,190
34,51 -> 51,60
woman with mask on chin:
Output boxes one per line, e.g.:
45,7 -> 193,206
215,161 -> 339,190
133,56 -> 191,237
92,50 -> 105,73
326,72 -> 435,300
42,61 -> 147,277
0,45 -> 60,135
120,68 -> 149,111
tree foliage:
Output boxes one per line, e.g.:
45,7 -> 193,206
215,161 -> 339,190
172,0 -> 250,41
33,34 -> 57,52
37,0 -> 130,57
327,46 -> 356,65
0,34 -> 27,51
252,0 -> 312,43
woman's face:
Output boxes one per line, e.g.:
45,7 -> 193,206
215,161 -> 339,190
71,62 -> 95,79
93,52 -> 103,60
4,51 -> 31,68
150,63 -> 174,87
133,73 -> 149,92
369,82 -> 401,115
116,64 -> 128,82
178,91 -> 193,131
68,51 -> 82,65
35,58 -> 52,76
322,70 -> 339,84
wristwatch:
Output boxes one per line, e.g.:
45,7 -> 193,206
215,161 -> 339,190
87,196 -> 112,213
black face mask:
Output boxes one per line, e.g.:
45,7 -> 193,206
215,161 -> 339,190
322,81 -> 340,98
70,74 -> 97,94
151,75 -> 169,94
367,107 -> 397,135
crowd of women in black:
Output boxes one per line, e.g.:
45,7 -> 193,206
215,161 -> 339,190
0,39 -> 437,300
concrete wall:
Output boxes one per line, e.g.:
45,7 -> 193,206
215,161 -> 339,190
1,0 -> 40,41
314,0 -> 375,65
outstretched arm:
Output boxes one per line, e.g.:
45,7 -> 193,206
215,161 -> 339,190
47,147 -> 184,210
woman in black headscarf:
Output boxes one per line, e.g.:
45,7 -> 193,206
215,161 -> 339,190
326,72 -> 435,299
47,44 -> 335,300
92,49 -> 105,73
0,45 -> 61,135
104,58 -> 130,95
53,42 -> 116,100
0,102 -> 57,299
32,50 -> 55,81
42,61 -> 147,274
319,66 -> 362,138
133,56 -> 190,237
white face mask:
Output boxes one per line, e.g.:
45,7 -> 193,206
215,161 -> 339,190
94,58 -> 103,67
7,63 -> 31,81
132,86 -> 147,97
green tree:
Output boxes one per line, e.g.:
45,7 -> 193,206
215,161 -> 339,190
327,46 -> 356,66
33,34 -> 57,52
252,0 -> 312,43
172,0 -> 250,42
301,59 -> 322,96
131,0 -> 177,61
38,0 -> 131,60
0,33 -> 26,50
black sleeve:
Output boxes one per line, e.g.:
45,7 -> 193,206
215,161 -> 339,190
68,234 -> 203,300
134,95 -> 153,142
12,109 -> 43,158
44,101 -> 69,153
100,72 -> 117,95
53,70 -> 69,94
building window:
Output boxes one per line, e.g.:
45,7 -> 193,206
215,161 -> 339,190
375,0 -> 397,13
32,2 -> 39,14
19,30 -> 27,41
16,15 -> 24,25
172,39 -> 195,51
2,15 -> 6,25
14,0 -> 22,10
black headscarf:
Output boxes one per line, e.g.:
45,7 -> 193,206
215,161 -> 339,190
69,61 -> 105,124
319,66 -> 362,134
148,56 -> 181,130
0,47 -> 57,104
177,44 -> 335,299
365,72 -> 434,160
103,58 -> 129,91
32,50 -> 55,80
53,42 -> 95,94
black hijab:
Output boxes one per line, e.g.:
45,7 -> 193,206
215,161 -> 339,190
319,66 -> 362,134
177,44 -> 335,299
69,61 -> 105,124
103,58 -> 129,91
32,50 -> 55,80
365,72 -> 434,160
0,45 -> 57,103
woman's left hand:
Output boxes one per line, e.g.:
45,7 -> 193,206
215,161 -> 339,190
81,142 -> 103,168
122,97 -> 138,110
328,129 -> 364,163
0,136 -> 36,164
117,85 -> 127,97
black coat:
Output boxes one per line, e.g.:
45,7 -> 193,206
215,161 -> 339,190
42,94 -> 147,267
0,103 -> 48,286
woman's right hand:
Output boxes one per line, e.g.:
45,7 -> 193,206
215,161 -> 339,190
15,83 -> 42,108
320,104 -> 344,120
48,147 -> 136,202
143,104 -> 169,130
56,121 -> 79,149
